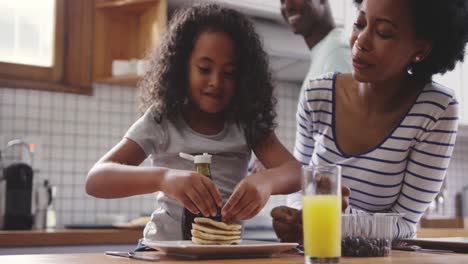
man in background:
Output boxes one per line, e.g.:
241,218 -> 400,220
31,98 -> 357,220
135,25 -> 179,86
270,0 -> 352,243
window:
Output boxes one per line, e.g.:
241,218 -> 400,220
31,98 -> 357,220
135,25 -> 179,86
0,0 -> 56,67
0,0 -> 93,94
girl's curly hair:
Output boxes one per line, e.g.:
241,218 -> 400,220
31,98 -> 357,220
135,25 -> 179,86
353,0 -> 468,81
139,3 -> 277,148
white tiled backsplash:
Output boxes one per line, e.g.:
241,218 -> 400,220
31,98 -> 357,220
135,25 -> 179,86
1,82 -> 467,228
0,82 -> 299,227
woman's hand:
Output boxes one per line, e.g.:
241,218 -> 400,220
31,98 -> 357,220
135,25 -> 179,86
342,185 -> 351,212
271,185 -> 350,244
315,175 -> 351,212
221,173 -> 272,222
271,206 -> 303,243
160,169 -> 222,217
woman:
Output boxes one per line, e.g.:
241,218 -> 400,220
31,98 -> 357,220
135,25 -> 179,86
272,0 -> 468,241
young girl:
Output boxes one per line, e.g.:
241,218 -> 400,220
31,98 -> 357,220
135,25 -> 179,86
85,4 -> 301,241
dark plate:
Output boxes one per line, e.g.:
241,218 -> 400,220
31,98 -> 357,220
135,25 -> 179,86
400,237 -> 468,253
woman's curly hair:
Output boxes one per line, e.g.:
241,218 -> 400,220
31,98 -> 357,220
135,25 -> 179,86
139,3 -> 277,148
353,0 -> 468,81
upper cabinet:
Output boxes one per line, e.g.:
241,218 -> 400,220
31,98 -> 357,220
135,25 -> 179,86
93,0 -> 167,87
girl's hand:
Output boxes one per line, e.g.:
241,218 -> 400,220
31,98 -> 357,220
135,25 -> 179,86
160,169 -> 222,217
221,173 -> 272,222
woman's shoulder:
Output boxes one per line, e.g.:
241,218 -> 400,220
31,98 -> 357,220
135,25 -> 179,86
421,82 -> 457,102
303,72 -> 336,97
409,82 -> 459,134
306,72 -> 336,86
416,82 -> 458,113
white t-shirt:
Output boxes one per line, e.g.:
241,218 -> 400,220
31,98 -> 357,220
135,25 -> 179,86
287,28 -> 352,209
294,72 -> 459,238
125,109 -> 251,240
305,28 -> 352,81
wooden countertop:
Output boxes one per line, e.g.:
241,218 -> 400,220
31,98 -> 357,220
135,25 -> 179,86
0,251 -> 467,264
417,228 -> 468,238
0,229 -> 142,247
1,228 -> 468,247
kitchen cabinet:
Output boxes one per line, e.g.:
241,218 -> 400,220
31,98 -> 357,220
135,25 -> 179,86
93,0 -> 167,86
0,228 -> 142,255
0,229 -> 142,247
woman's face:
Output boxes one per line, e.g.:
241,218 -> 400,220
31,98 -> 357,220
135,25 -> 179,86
350,0 -> 431,83
187,30 -> 236,115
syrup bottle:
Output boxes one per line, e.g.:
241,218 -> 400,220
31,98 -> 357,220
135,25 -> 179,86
179,152 -> 221,240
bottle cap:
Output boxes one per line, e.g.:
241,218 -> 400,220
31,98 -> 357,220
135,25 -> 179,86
179,152 -> 212,164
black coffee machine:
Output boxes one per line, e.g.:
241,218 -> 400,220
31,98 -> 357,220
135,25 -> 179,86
0,140 -> 34,230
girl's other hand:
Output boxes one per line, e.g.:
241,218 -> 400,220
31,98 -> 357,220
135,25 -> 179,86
221,173 -> 272,222
160,169 -> 222,217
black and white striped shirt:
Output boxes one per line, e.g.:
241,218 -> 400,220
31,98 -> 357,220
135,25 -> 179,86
293,72 -> 459,238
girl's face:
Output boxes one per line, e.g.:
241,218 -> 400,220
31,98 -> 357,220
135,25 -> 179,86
349,0 -> 431,83
187,30 -> 236,115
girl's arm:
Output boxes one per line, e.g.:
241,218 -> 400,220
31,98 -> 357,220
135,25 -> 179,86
221,132 -> 301,222
85,138 -> 162,198
254,132 -> 302,194
86,138 -> 222,217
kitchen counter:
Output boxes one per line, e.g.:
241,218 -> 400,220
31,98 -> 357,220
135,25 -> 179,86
417,228 -> 468,238
2,228 -> 468,247
0,251 -> 467,264
0,229 -> 142,247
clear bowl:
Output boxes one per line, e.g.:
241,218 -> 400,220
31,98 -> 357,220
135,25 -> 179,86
341,213 -> 402,257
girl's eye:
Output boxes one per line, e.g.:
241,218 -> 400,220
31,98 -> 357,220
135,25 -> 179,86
377,31 -> 393,39
353,22 -> 364,30
224,71 -> 235,78
197,66 -> 210,74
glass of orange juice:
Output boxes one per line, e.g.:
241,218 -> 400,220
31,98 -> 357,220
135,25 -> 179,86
302,165 -> 341,264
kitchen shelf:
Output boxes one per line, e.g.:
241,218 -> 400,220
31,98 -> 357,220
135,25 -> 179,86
96,0 -> 157,14
93,0 -> 166,87
94,74 -> 142,87
96,0 -> 155,8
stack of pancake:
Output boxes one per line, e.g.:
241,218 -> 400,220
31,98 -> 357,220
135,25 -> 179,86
191,217 -> 242,245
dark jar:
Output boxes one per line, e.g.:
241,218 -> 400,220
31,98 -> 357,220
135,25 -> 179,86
179,154 -> 221,240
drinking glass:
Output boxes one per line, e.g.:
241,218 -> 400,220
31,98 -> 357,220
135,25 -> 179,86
302,164 -> 342,264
